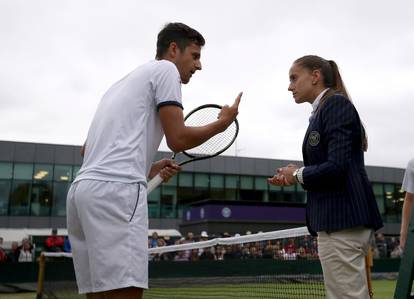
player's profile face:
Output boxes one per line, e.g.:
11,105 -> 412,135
288,63 -> 315,104
175,43 -> 202,84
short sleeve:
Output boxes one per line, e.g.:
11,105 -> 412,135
153,61 -> 183,110
402,158 -> 414,193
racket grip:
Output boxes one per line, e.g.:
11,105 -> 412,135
147,173 -> 163,194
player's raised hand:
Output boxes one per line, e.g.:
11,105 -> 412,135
218,92 -> 242,129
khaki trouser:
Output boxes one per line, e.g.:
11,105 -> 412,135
318,227 -> 373,299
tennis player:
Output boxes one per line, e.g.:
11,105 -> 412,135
67,22 -> 242,299
268,55 -> 383,298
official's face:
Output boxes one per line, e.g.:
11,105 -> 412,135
175,43 -> 202,84
288,63 -> 317,104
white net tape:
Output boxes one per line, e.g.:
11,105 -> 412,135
42,226 -> 310,258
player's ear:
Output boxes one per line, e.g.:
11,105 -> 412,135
168,42 -> 179,59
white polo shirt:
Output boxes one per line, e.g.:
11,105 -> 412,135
74,60 -> 183,185
402,158 -> 414,194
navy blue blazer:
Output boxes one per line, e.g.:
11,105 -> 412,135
302,94 -> 383,236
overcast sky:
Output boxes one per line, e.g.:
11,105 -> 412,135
1,0 -> 413,169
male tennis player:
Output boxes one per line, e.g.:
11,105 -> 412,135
67,22 -> 242,299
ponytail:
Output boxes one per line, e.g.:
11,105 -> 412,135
327,60 -> 349,99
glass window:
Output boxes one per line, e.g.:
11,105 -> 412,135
210,174 -> 224,188
51,182 -> 71,216
0,162 -> 13,179
31,181 -> 52,216
195,173 -> 209,188
0,180 -> 11,215
269,190 -> 284,202
72,165 -> 81,181
383,184 -> 403,223
211,174 -> 225,199
33,164 -> 53,181
9,180 -> 31,216
164,175 -> 177,186
269,184 -> 282,191
281,185 -> 296,202
255,177 -> 268,191
178,173 -> 193,187
148,187 -> 160,218
384,184 -> 394,194
54,165 -> 72,182
296,184 -> 307,203
239,189 -> 263,201
225,175 -> 239,189
148,187 -> 160,203
284,185 -> 295,192
13,164 -> 33,180
161,186 -> 177,218
224,189 -> 237,200
376,195 -> 385,215
372,183 -> 383,195
240,176 -> 254,190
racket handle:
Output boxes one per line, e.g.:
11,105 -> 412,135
147,173 -> 163,194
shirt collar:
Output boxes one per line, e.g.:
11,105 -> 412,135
311,88 -> 330,113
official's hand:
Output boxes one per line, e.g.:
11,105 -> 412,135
149,159 -> 181,182
267,174 -> 285,186
267,164 -> 299,186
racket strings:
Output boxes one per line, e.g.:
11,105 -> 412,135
184,107 -> 238,156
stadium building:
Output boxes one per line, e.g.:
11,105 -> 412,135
0,140 -> 405,237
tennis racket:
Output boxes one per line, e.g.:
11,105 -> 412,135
147,103 -> 239,193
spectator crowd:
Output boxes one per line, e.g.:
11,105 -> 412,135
148,231 -> 404,262
0,230 -> 404,264
0,228 -> 71,264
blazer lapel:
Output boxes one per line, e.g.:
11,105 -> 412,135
302,124 -> 313,164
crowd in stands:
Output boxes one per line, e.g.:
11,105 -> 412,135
0,228 -> 71,264
148,231 -> 320,262
373,233 -> 402,259
0,230 -> 404,264
0,236 -> 34,263
148,231 -> 404,262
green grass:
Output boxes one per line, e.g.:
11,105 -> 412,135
143,280 -> 398,299
0,280 -> 399,299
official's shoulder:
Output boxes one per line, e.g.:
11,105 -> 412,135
323,93 -> 353,110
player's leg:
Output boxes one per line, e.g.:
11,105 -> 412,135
86,292 -> 105,299
102,287 -> 143,299
67,181 -> 94,294
76,180 -> 149,293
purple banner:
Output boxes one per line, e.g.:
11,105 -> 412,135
184,204 -> 305,223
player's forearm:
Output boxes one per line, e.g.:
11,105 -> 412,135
166,121 -> 225,152
400,193 -> 414,234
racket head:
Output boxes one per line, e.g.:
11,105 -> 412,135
181,104 -> 239,161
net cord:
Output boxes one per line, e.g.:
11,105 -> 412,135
41,226 -> 310,258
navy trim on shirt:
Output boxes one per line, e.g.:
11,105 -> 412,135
157,101 -> 184,111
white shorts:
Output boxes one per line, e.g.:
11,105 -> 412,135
67,179 -> 148,294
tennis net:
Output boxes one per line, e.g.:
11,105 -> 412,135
146,226 -> 324,299
37,227 -> 326,299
